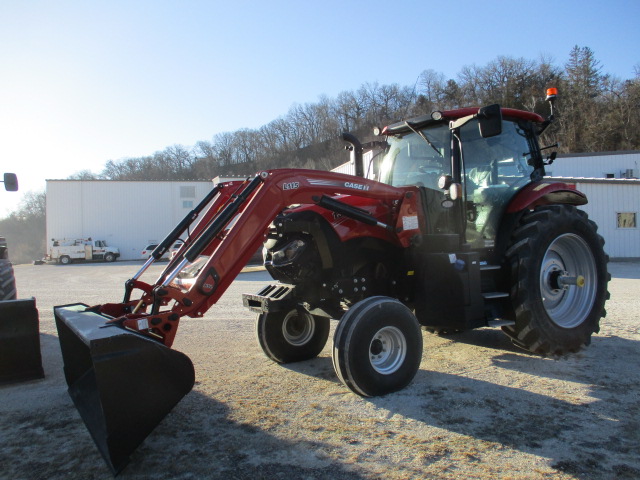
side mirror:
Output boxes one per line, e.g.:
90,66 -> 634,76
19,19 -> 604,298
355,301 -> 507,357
477,104 -> 502,138
3,173 -> 18,192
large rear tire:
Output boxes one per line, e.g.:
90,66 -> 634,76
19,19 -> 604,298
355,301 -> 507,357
0,259 -> 17,300
332,296 -> 423,397
256,309 -> 330,363
503,205 -> 609,355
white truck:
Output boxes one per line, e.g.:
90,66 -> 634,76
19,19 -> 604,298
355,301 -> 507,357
47,238 -> 120,264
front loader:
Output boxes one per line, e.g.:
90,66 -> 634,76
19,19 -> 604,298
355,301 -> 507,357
55,89 -> 609,473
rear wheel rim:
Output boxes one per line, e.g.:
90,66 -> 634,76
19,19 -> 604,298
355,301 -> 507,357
540,233 -> 597,328
282,311 -> 314,346
369,326 -> 407,374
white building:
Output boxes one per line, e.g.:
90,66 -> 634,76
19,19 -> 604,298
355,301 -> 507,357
549,177 -> 640,259
540,151 -> 640,259
46,153 -> 640,260
46,179 -> 217,261
548,151 -> 639,179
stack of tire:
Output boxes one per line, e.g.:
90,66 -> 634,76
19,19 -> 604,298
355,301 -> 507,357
0,236 -> 16,301
0,236 -> 44,383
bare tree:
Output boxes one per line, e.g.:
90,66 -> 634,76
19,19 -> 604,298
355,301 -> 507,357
92,47 -> 639,181
68,170 -> 100,180
0,190 -> 46,263
418,69 -> 447,107
336,90 -> 367,132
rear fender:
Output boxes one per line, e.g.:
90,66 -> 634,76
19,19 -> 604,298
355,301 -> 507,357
506,181 -> 587,214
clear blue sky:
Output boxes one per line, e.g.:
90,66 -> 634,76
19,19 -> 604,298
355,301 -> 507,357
1,0 -> 638,215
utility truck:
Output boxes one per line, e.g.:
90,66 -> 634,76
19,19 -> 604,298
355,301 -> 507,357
47,237 -> 120,264
54,89 -> 609,474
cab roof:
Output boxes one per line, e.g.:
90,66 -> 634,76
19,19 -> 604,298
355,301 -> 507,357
383,107 -> 545,135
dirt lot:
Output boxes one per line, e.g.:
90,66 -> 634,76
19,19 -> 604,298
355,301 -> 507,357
1,261 -> 639,480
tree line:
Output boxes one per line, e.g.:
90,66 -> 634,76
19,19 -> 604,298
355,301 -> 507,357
83,45 -> 640,182
3,46 -> 639,264
0,191 -> 46,264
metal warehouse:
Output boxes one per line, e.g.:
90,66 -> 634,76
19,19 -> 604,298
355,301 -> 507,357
548,151 -> 639,179
46,156 -> 640,260
543,150 -> 639,259
46,179 -> 216,261
549,177 -> 640,259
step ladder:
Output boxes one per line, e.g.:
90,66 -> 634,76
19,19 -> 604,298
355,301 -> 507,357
480,263 -> 515,328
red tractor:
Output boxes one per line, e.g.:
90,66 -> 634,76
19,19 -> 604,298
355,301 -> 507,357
55,90 -> 609,473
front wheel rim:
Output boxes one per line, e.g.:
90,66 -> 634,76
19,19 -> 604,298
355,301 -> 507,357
369,326 -> 407,375
282,311 -> 315,346
540,233 -> 597,328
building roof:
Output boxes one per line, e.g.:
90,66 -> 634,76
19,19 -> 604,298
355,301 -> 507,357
556,150 -> 640,158
546,176 -> 640,185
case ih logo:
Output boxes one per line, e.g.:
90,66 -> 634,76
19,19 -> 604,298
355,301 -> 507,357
282,182 -> 300,190
199,269 -> 219,295
306,179 -> 370,191
344,182 -> 370,191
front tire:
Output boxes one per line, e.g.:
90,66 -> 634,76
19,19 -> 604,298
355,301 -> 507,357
104,253 -> 116,262
256,309 -> 330,363
503,205 -> 609,355
332,297 -> 423,397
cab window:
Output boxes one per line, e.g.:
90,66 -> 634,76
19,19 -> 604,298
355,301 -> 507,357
379,124 -> 451,190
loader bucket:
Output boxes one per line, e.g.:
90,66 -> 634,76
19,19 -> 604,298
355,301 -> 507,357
54,303 -> 195,475
0,298 -> 44,384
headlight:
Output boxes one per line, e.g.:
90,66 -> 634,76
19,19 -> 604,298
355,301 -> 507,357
271,239 -> 307,266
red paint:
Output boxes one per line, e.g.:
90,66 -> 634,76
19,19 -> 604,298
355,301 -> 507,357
507,181 -> 587,213
437,107 -> 545,124
101,169 -> 414,347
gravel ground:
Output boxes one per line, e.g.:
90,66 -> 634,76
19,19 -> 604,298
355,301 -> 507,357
1,260 -> 639,480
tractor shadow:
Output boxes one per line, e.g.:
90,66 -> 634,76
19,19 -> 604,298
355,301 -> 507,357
284,329 -> 640,479
429,326 -> 527,353
125,389 -> 368,480
282,355 -> 344,385
371,332 -> 640,479
0,333 -> 366,480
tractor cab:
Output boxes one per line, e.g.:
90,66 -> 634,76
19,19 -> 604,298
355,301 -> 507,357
378,106 -> 545,250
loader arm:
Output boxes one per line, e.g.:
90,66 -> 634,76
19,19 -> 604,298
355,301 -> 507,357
99,169 -> 418,347
54,168 -> 419,473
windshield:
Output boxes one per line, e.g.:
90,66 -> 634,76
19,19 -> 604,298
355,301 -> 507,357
378,123 -> 451,189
